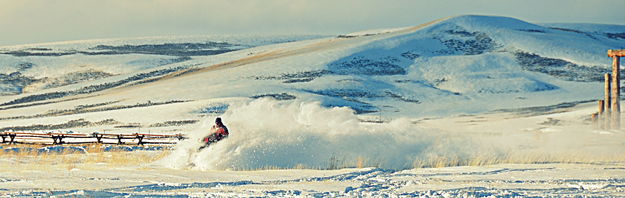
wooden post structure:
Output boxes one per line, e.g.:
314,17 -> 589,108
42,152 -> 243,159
8,134 -> 16,144
604,74 -> 611,128
609,49 -> 624,130
605,74 -> 612,112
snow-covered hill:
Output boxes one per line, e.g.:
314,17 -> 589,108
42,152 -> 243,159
1,15 -> 622,130
0,35 -> 322,95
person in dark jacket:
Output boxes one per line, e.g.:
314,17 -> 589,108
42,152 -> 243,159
199,117 -> 229,150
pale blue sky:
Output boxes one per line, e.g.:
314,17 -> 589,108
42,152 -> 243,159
0,0 -> 623,46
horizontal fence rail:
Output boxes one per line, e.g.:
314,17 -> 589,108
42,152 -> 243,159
0,132 -> 187,145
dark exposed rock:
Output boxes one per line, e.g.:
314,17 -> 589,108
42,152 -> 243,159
90,42 -> 240,56
1,42 -> 241,57
384,91 -> 420,104
606,32 -> 625,40
437,32 -> 498,55
400,51 -> 420,59
548,27 -> 597,40
307,89 -> 384,98
251,93 -> 297,100
1,51 -> 77,57
518,29 -> 546,33
37,70 -> 114,90
328,56 -> 406,75
283,78 -> 315,83
513,51 -> 610,82
337,35 -> 357,38
252,70 -> 331,83
1,66 -> 190,106
26,47 -> 52,51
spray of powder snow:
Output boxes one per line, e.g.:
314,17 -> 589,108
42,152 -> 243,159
158,99 -> 469,170
158,99 -> 625,170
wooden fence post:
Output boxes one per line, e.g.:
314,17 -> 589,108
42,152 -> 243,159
8,133 -> 16,144
136,135 -> 145,145
0,132 -> 184,145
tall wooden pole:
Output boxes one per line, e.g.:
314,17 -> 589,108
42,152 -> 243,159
605,73 -> 612,112
605,73 -> 612,128
611,56 -> 621,129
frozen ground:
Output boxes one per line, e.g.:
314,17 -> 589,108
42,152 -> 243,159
1,162 -> 623,197
1,99 -> 624,197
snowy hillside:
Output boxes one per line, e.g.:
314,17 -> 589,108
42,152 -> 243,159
0,15 -> 622,130
0,35 -> 322,95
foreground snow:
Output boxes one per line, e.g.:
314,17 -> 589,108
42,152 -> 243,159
1,161 -> 623,197
1,98 -> 623,197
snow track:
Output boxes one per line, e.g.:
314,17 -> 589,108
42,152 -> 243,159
3,163 -> 623,197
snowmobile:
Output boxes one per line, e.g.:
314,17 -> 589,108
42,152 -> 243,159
197,132 -> 226,151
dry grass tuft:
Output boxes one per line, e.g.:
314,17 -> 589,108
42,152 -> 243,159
0,144 -> 171,170
411,150 -> 625,169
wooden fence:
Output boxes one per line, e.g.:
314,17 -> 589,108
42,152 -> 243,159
0,132 -> 187,145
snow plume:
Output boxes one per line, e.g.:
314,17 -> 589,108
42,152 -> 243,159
160,99 -> 625,170
160,98 -> 472,170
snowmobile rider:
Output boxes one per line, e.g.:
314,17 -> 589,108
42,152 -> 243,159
199,117 -> 229,150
